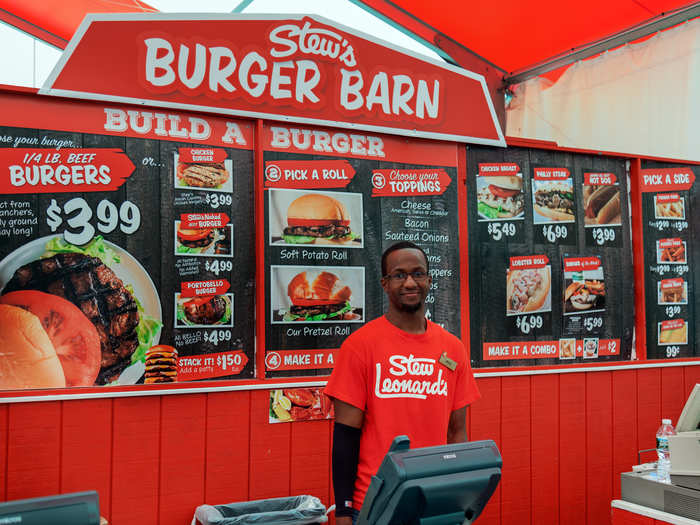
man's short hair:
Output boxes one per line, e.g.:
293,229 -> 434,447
381,241 -> 429,276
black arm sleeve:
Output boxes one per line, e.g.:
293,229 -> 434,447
332,422 -> 362,517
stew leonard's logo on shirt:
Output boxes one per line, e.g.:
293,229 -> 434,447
374,354 -> 448,399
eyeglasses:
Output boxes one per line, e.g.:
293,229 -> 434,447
383,271 -> 429,282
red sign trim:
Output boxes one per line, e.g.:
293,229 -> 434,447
40,14 -> 505,147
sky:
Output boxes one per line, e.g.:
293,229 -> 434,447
0,0 -> 441,89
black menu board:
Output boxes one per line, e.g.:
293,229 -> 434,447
262,124 -> 461,378
467,145 -> 634,367
640,162 -> 698,359
0,95 -> 255,389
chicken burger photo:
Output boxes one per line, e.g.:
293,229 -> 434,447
477,175 -> 525,219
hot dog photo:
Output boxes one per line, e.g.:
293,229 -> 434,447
506,266 -> 551,316
582,184 -> 621,226
268,188 -> 363,247
271,265 -> 365,323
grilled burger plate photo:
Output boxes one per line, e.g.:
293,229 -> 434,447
174,293 -> 233,328
0,235 -> 162,387
173,154 -> 233,193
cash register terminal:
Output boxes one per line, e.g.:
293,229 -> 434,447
357,436 -> 502,525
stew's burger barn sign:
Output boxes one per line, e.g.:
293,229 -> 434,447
40,14 -> 504,145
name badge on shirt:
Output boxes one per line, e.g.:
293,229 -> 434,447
439,352 -> 457,371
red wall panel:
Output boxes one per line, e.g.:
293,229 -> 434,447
0,364 -> 698,525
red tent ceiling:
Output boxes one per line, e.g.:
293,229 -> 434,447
0,0 -> 696,74
360,0 -> 698,74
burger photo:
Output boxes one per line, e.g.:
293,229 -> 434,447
175,293 -> 232,327
174,152 -> 232,192
583,185 -> 621,225
269,190 -> 362,247
0,235 -> 162,386
175,222 -> 232,256
564,279 -> 606,313
477,175 -> 525,219
274,268 -> 363,323
533,181 -> 575,222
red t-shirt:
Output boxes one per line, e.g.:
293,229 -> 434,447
324,315 -> 480,510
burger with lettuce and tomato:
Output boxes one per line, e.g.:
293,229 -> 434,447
282,193 -> 355,245
477,175 -> 524,219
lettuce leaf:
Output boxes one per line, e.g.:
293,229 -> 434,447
43,235 -> 120,264
478,202 -> 501,219
283,301 -> 352,322
282,234 -> 317,244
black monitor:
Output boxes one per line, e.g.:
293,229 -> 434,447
0,491 -> 100,525
358,436 -> 501,525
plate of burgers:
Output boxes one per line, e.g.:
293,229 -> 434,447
0,235 -> 162,388
477,175 -> 525,220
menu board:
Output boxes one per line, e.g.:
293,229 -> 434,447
467,146 -> 634,367
0,94 -> 255,389
640,162 -> 698,359
262,124 -> 461,377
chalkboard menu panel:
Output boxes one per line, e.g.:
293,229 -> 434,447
0,96 -> 256,389
467,145 -> 634,368
640,161 -> 698,359
262,125 -> 460,378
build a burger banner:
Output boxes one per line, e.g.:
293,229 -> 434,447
640,162 -> 698,359
0,90 -> 255,390
467,146 -> 634,367
263,123 -> 460,377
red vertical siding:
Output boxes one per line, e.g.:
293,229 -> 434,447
559,373 -> 587,525
531,374 -> 559,525
612,370 -> 638,499
204,391 -> 251,505
60,399 -> 112,512
111,396 -> 161,525
6,402 -> 61,501
586,372 -> 613,524
0,364 -> 698,525
469,377 -> 501,524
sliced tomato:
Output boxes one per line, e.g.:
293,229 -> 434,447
290,298 -> 344,306
177,228 -> 212,241
489,184 -> 521,199
184,296 -> 215,307
0,290 -> 101,387
287,218 -> 350,227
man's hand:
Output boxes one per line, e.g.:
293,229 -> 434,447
335,516 -> 353,525
447,406 -> 467,443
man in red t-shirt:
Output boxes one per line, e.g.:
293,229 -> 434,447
324,241 -> 480,525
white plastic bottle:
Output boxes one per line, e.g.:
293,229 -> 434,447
655,418 -> 676,482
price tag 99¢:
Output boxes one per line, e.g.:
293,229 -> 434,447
666,345 -> 680,358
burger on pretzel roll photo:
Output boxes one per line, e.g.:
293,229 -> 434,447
583,185 -> 621,225
506,267 -> 551,315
